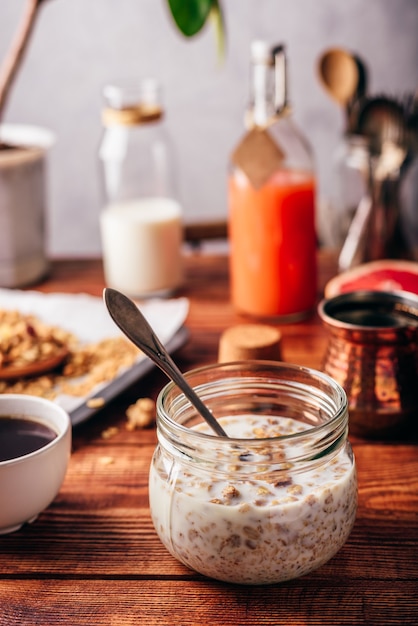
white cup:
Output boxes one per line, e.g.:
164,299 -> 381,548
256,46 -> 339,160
0,394 -> 71,535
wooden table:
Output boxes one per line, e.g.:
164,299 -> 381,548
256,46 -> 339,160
0,252 -> 417,625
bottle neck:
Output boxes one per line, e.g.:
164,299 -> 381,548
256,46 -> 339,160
248,59 -> 275,128
246,43 -> 288,129
102,78 -> 164,127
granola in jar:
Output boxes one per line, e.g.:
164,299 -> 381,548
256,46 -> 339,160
149,362 -> 357,585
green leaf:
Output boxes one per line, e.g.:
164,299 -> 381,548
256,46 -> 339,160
167,0 -> 214,37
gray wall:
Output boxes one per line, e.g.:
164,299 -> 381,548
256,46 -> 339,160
1,0 -> 418,257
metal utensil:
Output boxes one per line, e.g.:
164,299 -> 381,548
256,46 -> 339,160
339,95 -> 408,270
338,194 -> 373,271
103,287 -> 228,437
357,95 -> 406,153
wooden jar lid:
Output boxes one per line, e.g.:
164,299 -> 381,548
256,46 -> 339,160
218,324 -> 282,363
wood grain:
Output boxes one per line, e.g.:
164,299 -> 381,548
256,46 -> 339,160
0,252 -> 417,626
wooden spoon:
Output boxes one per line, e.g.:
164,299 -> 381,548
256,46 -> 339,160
318,47 -> 359,106
0,347 -> 69,380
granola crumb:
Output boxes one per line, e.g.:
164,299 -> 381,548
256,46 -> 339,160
126,397 -> 156,429
99,456 -> 114,465
87,397 -> 105,409
101,426 -> 119,439
222,484 -> 240,500
287,484 -> 303,495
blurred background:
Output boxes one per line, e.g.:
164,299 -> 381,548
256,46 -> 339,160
1,0 -> 417,257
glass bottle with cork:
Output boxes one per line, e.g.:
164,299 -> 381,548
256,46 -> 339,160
229,41 -> 317,320
98,78 -> 183,298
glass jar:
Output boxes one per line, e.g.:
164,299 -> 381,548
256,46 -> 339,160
98,78 -> 183,298
330,134 -> 370,248
228,42 -> 317,321
149,361 -> 357,585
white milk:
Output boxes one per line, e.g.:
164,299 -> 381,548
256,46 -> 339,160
100,197 -> 183,297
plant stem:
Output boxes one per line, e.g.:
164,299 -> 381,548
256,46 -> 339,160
210,0 -> 226,63
0,0 -> 46,125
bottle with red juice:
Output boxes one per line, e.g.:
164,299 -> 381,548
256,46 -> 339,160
228,41 -> 317,320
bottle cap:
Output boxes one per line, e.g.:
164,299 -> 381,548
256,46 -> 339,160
250,40 -> 271,65
218,324 -> 282,362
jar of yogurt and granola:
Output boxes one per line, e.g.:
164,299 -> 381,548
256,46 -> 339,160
149,361 -> 357,585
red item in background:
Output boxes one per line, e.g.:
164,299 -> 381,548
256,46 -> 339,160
324,259 -> 418,298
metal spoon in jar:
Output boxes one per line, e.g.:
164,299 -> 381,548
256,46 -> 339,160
103,287 -> 227,437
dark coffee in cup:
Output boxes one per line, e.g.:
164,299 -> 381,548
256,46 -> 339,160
0,416 -> 57,462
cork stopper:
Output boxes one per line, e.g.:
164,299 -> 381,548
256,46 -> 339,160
218,324 -> 282,363
102,105 -> 163,127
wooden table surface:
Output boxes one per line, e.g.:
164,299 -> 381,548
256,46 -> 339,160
0,251 -> 417,626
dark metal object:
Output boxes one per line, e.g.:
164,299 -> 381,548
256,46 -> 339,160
103,287 -> 227,437
318,290 -> 418,438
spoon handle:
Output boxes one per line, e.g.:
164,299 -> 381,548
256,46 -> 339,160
103,288 -> 227,437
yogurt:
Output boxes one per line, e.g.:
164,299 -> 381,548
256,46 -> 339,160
100,197 -> 183,297
149,414 -> 357,585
